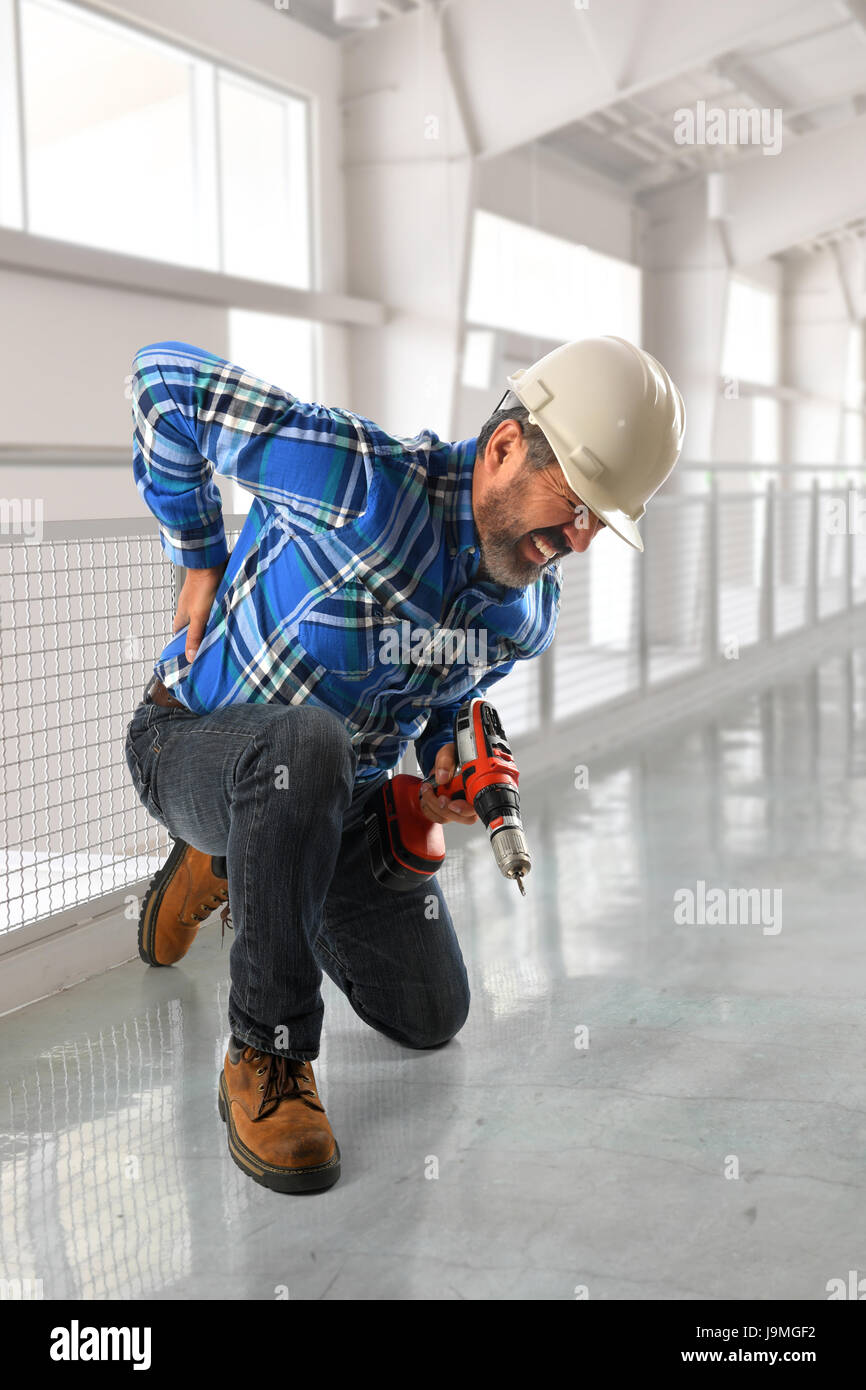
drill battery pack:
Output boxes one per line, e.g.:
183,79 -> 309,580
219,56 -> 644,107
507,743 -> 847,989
364,774 -> 446,892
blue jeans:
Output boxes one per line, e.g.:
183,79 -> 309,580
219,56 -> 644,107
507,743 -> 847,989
123,694 -> 470,1061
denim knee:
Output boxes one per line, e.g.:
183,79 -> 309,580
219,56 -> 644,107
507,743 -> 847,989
251,706 -> 357,797
398,985 -> 471,1050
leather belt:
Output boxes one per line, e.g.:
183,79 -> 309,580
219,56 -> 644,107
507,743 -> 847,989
145,676 -> 187,711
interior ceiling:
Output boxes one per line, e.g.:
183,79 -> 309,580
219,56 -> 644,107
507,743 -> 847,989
540,1 -> 866,207
250,0 -> 422,40
257,0 -> 866,254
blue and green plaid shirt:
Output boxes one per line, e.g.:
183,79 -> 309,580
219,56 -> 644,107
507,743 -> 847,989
132,340 -> 561,784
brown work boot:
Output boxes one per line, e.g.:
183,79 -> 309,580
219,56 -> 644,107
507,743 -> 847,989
138,838 -> 229,966
218,1037 -> 341,1193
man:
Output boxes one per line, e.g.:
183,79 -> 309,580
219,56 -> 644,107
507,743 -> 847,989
123,335 -> 684,1194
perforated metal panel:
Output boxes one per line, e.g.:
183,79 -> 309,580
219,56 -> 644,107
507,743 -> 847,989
0,519 -> 243,940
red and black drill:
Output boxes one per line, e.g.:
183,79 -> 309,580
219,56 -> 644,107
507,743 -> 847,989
364,697 -> 531,895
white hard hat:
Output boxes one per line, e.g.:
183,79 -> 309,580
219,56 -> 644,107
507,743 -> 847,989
505,335 -> 686,552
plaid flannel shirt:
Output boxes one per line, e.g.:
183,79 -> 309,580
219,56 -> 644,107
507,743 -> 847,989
131,340 -> 561,784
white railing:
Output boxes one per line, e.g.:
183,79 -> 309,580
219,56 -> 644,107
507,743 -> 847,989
492,467 -> 866,739
1,468 -> 865,947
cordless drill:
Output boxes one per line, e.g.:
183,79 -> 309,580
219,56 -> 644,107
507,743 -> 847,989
364,697 -> 531,895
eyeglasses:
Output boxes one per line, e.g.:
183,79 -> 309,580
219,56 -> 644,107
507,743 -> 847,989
494,388 -> 522,413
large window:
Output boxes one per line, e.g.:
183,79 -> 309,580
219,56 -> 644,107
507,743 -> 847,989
20,0 -> 203,264
0,0 -> 23,226
218,72 -> 311,289
721,279 -> 779,387
721,278 -> 780,464
465,210 -> 641,344
6,0 -> 311,286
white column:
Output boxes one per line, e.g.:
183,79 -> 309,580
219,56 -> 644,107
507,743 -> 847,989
640,179 -> 729,646
341,9 -> 475,438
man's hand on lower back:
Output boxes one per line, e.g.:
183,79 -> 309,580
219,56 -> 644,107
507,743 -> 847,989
173,562 -> 227,663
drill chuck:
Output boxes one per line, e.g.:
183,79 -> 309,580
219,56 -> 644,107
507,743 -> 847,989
491,826 -> 531,889
472,783 -> 531,888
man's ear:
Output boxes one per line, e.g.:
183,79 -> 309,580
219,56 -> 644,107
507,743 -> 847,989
484,418 -> 524,476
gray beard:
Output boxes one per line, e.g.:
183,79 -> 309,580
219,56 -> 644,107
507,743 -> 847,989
474,479 -> 549,590
478,522 -> 544,586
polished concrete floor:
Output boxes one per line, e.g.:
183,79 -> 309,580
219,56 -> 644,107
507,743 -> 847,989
2,647 -> 865,1301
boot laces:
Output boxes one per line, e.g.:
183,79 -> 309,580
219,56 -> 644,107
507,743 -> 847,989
247,1050 -> 324,1120
220,902 -> 233,947
189,887 -> 229,924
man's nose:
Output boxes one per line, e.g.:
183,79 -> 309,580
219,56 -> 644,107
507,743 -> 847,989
563,511 -> 603,554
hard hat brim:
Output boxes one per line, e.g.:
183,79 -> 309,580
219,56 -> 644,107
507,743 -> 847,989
590,505 -> 645,553
550,456 -> 645,553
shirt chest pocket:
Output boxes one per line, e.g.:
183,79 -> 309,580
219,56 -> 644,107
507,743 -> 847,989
297,580 -> 390,680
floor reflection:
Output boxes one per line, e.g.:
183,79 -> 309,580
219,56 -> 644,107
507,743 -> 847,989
2,648 -> 865,1299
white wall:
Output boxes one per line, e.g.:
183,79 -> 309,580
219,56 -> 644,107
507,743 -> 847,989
475,143 -> 638,263
0,267 -> 231,517
0,267 -> 228,448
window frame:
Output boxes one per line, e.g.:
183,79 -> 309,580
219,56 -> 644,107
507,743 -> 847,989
3,0 -> 317,292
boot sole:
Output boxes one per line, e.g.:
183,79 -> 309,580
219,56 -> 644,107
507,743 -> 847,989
137,837 -> 196,967
218,1073 -> 341,1194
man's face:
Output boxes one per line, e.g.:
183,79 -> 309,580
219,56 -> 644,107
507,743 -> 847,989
471,420 -> 606,589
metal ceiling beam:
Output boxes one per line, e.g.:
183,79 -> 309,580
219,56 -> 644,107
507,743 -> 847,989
643,111 -> 866,265
362,0 -> 829,161
711,55 -> 787,113
730,16 -> 854,59
558,83 -> 749,151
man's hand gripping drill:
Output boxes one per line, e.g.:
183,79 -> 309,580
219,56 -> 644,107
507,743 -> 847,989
364,697 -> 532,895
